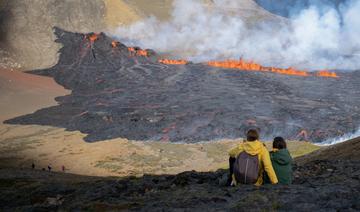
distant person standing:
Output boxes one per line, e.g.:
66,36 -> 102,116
32,162 -> 35,169
48,164 -> 52,172
61,165 -> 65,172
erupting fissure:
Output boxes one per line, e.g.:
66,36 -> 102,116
128,47 -> 149,57
155,57 -> 339,78
87,34 -> 99,43
206,59 -> 338,78
159,59 -> 189,65
108,38 -> 339,78
111,41 -> 120,48
316,70 -> 339,78
7,28 -> 358,143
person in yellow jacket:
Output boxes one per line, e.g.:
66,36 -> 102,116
228,129 -> 278,186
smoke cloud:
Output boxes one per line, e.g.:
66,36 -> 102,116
113,0 -> 360,70
318,128 -> 360,145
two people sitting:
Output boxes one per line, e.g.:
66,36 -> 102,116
228,129 -> 292,186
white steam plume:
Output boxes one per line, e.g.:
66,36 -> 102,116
113,0 -> 360,70
317,128 -> 360,146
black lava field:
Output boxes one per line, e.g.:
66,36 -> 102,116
5,28 -> 360,143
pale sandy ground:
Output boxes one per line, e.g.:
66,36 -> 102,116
0,69 -> 319,177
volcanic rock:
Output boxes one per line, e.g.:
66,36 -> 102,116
1,138 -> 359,211
4,28 -> 360,143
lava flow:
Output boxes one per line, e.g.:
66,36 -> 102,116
316,70 -> 339,78
206,59 -> 309,76
87,34 -> 99,43
111,41 -> 120,48
128,47 -> 149,57
8,28 -> 358,143
159,59 -> 188,65
206,59 -> 339,78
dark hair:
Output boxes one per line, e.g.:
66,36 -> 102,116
246,129 -> 259,142
273,137 -> 287,149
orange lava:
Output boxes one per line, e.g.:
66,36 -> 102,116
207,59 -> 309,77
158,59 -> 188,65
88,34 -> 99,43
128,47 -> 149,57
267,67 -> 309,76
207,59 -> 262,71
111,41 -> 120,48
136,50 -> 149,57
206,59 -> 338,78
123,44 -> 338,78
316,70 -> 339,78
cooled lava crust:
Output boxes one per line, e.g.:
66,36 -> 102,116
5,28 -> 360,142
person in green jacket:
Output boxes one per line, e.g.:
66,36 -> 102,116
265,137 -> 293,185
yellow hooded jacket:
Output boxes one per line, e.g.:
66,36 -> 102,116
229,140 -> 278,186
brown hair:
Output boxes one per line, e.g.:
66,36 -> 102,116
246,129 -> 259,142
273,137 -> 287,149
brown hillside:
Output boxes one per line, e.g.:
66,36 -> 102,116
0,137 -> 359,211
0,0 -> 286,71
0,0 -> 141,70
296,136 -> 360,164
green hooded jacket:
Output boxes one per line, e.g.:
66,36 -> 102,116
264,149 -> 293,185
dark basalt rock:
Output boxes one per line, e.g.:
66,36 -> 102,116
0,159 -> 359,211
4,27 -> 360,142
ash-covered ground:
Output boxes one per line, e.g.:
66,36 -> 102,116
5,28 -> 360,142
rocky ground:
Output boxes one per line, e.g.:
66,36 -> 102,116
1,1 -> 359,211
0,67 -> 319,179
0,137 -> 359,211
5,28 -> 360,143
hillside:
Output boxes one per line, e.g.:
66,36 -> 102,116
254,0 -> 348,17
0,0 -> 286,71
0,0 -> 141,70
296,136 -> 360,164
1,1 -> 359,210
0,137 -> 359,211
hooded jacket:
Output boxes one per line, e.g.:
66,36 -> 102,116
269,149 -> 293,185
229,140 -> 278,186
